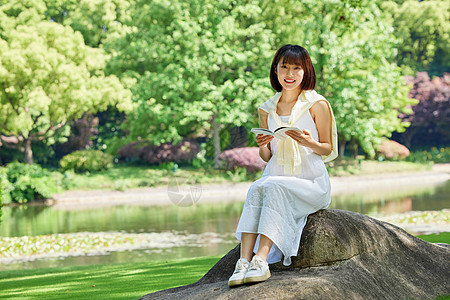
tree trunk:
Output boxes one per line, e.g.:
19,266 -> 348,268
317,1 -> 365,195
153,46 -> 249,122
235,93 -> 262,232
228,126 -> 247,149
339,138 -> 346,158
24,139 -> 34,164
212,117 -> 221,169
350,140 -> 359,159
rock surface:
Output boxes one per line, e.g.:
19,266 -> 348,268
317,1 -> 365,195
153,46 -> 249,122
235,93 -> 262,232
140,209 -> 450,300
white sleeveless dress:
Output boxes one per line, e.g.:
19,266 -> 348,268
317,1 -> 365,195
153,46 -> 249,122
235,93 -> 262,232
235,112 -> 331,266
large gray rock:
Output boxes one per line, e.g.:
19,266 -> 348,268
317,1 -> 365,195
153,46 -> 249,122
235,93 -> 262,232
140,209 -> 450,300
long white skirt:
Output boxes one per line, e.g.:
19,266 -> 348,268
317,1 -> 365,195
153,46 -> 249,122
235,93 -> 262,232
235,154 -> 331,266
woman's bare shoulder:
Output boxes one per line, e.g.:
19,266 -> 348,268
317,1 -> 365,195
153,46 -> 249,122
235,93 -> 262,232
310,100 -> 330,118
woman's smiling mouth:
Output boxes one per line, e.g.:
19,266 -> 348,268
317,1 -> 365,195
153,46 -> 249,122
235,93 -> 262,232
284,79 -> 295,84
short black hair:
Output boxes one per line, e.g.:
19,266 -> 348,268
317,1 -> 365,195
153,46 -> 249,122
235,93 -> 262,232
270,44 -> 316,92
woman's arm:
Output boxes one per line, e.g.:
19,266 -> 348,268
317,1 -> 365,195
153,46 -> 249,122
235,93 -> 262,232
256,109 -> 273,162
285,100 -> 333,156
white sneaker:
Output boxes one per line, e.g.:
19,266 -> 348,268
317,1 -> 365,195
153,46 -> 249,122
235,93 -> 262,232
228,258 -> 250,287
244,255 -> 271,284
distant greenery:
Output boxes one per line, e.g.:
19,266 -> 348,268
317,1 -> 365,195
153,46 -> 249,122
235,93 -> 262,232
0,256 -> 221,300
406,147 -> 450,164
60,150 -> 114,173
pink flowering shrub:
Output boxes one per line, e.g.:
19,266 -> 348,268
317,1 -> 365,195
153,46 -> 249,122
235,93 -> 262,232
218,147 -> 266,173
376,140 -> 410,160
118,138 -> 200,164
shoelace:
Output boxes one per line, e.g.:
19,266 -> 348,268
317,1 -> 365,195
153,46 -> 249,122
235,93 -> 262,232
248,257 -> 264,271
234,260 -> 249,273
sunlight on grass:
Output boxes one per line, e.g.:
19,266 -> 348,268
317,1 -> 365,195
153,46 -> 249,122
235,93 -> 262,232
417,232 -> 450,244
0,256 -> 221,299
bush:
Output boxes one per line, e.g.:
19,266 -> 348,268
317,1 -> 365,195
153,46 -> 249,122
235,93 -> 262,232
405,147 -> 450,163
118,138 -> 201,165
60,150 -> 114,173
0,168 -> 13,206
218,147 -> 266,173
3,162 -> 61,204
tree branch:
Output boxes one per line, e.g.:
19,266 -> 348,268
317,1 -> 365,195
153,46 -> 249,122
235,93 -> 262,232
37,121 -> 66,136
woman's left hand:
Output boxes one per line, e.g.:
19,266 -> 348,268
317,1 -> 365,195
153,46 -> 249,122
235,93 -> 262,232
285,129 -> 315,147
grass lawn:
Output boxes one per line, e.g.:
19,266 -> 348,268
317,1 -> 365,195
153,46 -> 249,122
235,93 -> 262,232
0,255 -> 222,300
417,232 -> 450,244
61,159 -> 432,192
0,234 -> 447,299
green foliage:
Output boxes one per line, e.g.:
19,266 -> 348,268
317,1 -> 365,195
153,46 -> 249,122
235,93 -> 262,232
107,0 -> 274,149
0,167 -> 12,222
0,1 -> 133,163
0,0 -> 447,166
405,147 -> 450,164
381,0 -> 450,76
59,150 -> 113,173
44,0 -> 133,48
0,168 -> 13,205
2,162 -> 61,204
261,0 -> 417,157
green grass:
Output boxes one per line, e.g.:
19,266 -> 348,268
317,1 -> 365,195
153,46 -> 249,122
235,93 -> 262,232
417,232 -> 450,244
0,255 -> 221,300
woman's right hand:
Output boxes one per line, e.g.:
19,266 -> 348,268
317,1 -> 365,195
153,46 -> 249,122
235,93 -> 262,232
256,134 -> 274,148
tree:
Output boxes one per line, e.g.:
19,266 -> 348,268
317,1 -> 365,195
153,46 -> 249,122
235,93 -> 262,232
381,0 -> 450,76
44,0 -> 133,48
395,72 -> 450,147
108,0 -> 274,167
260,0 -> 417,157
0,1 -> 132,164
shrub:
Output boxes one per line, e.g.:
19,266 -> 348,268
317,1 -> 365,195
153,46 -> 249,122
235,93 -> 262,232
118,138 -> 201,165
405,147 -> 450,163
60,150 -> 113,173
0,168 -> 13,205
218,147 -> 266,173
376,140 -> 410,160
4,162 -> 61,204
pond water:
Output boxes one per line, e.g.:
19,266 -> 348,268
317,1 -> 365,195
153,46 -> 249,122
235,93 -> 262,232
0,180 -> 449,270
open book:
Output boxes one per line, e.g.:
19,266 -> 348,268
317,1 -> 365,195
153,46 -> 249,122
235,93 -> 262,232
251,127 -> 302,141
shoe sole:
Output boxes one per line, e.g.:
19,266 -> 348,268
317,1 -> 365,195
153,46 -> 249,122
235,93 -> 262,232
243,270 -> 271,284
228,278 -> 245,287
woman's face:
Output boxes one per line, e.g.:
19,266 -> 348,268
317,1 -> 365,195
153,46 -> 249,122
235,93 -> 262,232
276,60 -> 304,92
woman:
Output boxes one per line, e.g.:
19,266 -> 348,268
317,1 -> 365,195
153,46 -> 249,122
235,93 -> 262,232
228,44 -> 338,287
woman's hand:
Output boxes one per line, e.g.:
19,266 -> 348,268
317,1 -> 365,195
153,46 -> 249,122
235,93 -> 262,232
285,129 -> 315,147
256,134 -> 274,148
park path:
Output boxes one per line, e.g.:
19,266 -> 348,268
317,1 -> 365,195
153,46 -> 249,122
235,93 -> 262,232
49,164 -> 450,208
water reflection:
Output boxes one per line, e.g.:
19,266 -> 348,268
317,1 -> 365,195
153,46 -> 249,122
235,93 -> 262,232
330,180 -> 450,215
1,181 -> 449,238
